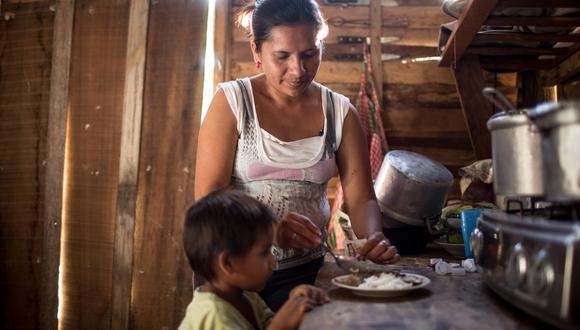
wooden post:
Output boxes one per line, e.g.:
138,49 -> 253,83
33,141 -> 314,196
370,0 -> 383,107
111,0 -> 149,329
451,55 -> 493,159
214,0 -> 231,84
517,70 -> 543,108
41,1 -> 75,329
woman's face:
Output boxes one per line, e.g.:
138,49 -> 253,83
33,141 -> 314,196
254,23 -> 322,97
231,225 -> 276,291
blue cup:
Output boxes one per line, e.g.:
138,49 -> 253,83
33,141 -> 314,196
461,209 -> 481,258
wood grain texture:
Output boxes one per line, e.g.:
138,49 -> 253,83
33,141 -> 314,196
110,0 -> 149,329
59,1 -> 130,329
40,1 -> 75,329
451,55 -> 494,160
439,0 -> 498,67
0,2 -> 54,329
130,0 -> 206,328
301,249 -> 543,329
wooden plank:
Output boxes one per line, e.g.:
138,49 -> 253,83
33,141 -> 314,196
110,0 -> 149,329
486,17 -> 580,27
465,46 -> 569,56
59,1 -> 130,329
383,61 -> 456,85
370,0 -> 383,107
497,0 -> 580,7
40,1 -> 74,329
480,58 -> 556,72
539,49 -> 580,86
451,55 -> 494,159
0,2 -> 54,329
214,0 -> 231,84
439,0 -> 498,67
517,70 -> 543,108
381,6 -> 450,29
131,0 -> 206,328
383,83 -> 460,109
474,33 -> 580,43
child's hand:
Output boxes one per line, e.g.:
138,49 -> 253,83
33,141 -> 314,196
289,284 -> 330,305
268,295 -> 314,330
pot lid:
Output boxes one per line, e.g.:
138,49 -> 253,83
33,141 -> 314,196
386,150 -> 453,185
527,101 -> 580,129
486,110 -> 534,131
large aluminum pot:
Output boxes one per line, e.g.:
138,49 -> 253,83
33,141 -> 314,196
374,150 -> 453,227
486,110 -> 544,197
528,102 -> 580,202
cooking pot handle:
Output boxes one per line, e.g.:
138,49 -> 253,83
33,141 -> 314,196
482,87 -> 516,112
425,215 -> 447,236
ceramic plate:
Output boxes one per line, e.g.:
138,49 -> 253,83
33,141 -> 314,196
434,239 -> 466,258
331,273 -> 430,298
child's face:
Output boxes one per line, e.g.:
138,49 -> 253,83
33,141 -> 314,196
231,225 -> 276,291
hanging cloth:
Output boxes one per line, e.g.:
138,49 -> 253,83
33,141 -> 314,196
328,45 -> 390,249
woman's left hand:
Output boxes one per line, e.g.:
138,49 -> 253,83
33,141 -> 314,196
357,232 -> 400,264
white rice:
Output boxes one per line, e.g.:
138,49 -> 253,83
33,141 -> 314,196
357,273 -> 413,290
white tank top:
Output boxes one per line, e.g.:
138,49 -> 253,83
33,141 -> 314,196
217,77 -> 350,269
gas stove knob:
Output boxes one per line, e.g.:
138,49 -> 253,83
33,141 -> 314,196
470,228 -> 483,262
527,249 -> 554,297
506,242 -> 527,290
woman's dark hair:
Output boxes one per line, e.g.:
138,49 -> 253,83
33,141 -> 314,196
236,0 -> 327,51
183,189 -> 275,282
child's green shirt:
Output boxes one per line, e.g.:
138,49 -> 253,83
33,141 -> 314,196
178,288 -> 274,330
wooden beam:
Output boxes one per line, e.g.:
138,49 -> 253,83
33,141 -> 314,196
110,0 -> 149,329
451,55 -> 493,159
370,0 -> 383,107
486,17 -> 580,27
40,1 -> 75,329
214,0 -> 231,83
474,33 -> 580,43
465,46 -> 569,56
497,0 -> 580,8
480,59 -> 557,72
517,70 -> 544,108
439,0 -> 498,67
539,49 -> 580,86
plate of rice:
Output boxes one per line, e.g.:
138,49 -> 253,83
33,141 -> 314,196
331,271 -> 430,297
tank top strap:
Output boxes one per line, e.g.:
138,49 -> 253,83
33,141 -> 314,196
236,79 -> 254,134
323,87 -> 337,159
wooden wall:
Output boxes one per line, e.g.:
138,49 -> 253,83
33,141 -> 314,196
0,2 -> 53,328
223,0 -> 518,198
0,0 -> 206,329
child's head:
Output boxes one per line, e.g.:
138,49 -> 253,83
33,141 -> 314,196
183,189 -> 276,290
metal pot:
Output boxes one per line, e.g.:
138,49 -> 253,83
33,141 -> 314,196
486,110 -> 544,197
528,101 -> 580,202
374,150 -> 453,227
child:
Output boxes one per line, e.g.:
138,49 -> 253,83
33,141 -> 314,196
180,190 -> 329,330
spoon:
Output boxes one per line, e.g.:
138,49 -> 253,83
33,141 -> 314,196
320,239 -> 369,273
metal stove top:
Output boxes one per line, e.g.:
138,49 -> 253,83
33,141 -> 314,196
472,209 -> 580,329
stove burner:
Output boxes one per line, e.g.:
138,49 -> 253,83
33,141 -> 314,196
505,198 -> 580,221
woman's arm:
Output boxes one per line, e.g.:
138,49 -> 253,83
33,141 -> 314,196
336,105 -> 399,264
194,89 -> 238,199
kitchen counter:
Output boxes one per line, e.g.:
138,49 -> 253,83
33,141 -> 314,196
301,244 -> 548,330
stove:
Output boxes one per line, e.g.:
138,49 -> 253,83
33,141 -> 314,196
471,207 -> 580,328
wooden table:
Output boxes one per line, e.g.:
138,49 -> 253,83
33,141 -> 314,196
301,245 -> 546,330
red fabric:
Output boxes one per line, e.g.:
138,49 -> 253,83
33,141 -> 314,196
329,45 -> 389,249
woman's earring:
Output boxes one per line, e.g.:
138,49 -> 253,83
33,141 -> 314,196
256,61 -> 261,69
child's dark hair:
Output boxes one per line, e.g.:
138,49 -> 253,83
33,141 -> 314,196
236,0 -> 327,51
183,189 -> 276,281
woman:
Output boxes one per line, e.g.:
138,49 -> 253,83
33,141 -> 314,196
195,0 -> 400,310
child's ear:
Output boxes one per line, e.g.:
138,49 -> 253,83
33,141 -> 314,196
217,251 -> 235,276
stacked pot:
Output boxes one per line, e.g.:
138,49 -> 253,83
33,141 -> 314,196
487,100 -> 580,203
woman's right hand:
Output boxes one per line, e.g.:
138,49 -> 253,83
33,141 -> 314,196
274,212 -> 322,250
